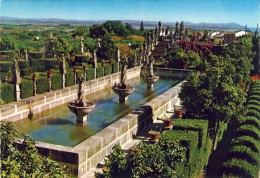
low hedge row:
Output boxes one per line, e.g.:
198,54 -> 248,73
220,81 -> 260,178
172,119 -> 208,148
29,52 -> 44,59
224,145 -> 259,165
0,61 -> 12,72
0,83 -> 14,103
160,119 -> 211,178
221,158 -> 258,178
20,78 -> 33,99
239,116 -> 260,128
29,59 -> 59,71
231,136 -> 259,153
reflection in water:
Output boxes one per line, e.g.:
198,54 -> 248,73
14,77 -> 179,147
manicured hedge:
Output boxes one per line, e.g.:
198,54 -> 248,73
51,72 -> 63,91
0,61 -> 12,72
239,116 -> 260,128
65,70 -> 75,87
0,51 -> 16,57
160,118 -> 211,178
29,59 -> 59,71
36,75 -> 48,94
221,158 -> 258,178
246,109 -> 260,119
75,55 -> 89,64
231,136 -> 259,153
29,52 -> 44,59
224,145 -> 259,165
0,83 -> 14,103
172,119 -> 208,148
20,78 -> 33,99
234,125 -> 260,140
246,104 -> 260,112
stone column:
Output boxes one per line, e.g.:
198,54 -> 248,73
13,59 -> 21,101
32,74 -> 37,96
110,59 -> 114,74
61,55 -> 67,88
47,70 -> 52,92
93,50 -> 97,79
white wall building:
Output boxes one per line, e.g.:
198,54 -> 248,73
235,30 -> 248,37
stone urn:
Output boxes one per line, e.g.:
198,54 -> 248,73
162,118 -> 174,128
68,76 -> 95,123
148,130 -> 160,142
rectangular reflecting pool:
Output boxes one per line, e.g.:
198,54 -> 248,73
14,77 -> 179,147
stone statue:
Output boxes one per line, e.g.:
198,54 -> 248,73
24,49 -> 28,60
120,58 -> 128,88
75,75 -> 86,107
92,50 -> 97,68
175,21 -> 179,35
13,59 -> 21,84
147,57 -> 154,77
80,37 -> 84,54
180,21 -> 184,36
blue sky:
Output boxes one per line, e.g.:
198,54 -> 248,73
1,0 -> 259,27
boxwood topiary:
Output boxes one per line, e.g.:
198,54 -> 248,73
221,158 -> 258,178
231,136 -> 259,153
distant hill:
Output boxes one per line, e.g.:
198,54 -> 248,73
0,16 -> 249,31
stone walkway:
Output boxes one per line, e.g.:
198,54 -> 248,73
87,103 -> 180,177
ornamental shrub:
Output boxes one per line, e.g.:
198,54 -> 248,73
221,158 -> 258,178
239,116 -> 260,128
234,125 -> 260,140
224,145 -> 259,164
36,75 -> 48,94
20,78 -> 33,99
51,71 -> 63,91
29,52 -> 44,59
74,55 -> 89,64
231,136 -> 260,153
0,84 -> 14,103
172,119 -> 208,148
0,61 -> 12,72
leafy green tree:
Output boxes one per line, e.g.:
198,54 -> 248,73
179,54 -> 249,148
102,20 -> 129,37
0,121 -> 70,177
97,34 -> 118,60
0,36 -> 17,51
89,24 -> 108,39
45,37 -> 72,58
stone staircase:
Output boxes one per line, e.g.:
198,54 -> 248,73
150,40 -> 170,60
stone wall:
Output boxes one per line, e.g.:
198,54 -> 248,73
17,81 -> 184,177
0,67 -> 141,122
141,67 -> 192,79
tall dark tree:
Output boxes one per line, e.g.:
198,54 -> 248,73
89,24 -> 108,39
140,20 -> 144,32
97,34 -> 118,60
0,36 -> 17,51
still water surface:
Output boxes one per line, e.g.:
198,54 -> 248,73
14,77 -> 179,146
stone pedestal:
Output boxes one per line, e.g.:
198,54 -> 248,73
74,72 -> 77,85
76,115 -> 88,123
15,83 -> 21,101
147,83 -> 153,90
119,95 -> 128,103
94,68 -> 97,79
33,79 -> 37,96
62,73 -> 66,88
47,76 -> 52,92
